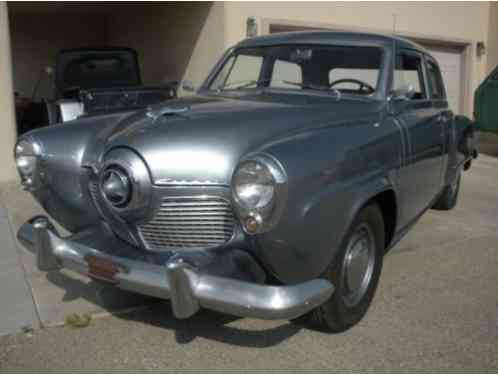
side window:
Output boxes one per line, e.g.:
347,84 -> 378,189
270,59 -> 302,88
394,52 -> 427,100
426,58 -> 446,99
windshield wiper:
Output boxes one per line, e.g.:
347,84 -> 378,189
281,81 -> 341,98
219,79 -> 270,91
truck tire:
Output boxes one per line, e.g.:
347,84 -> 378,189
432,174 -> 461,211
296,203 -> 384,332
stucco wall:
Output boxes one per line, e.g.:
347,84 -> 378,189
224,1 -> 491,115
0,2 -> 17,182
487,2 -> 498,74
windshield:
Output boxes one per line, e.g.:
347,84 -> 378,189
208,45 -> 383,97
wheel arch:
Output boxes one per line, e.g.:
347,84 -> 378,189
362,189 -> 398,251
345,179 -> 399,253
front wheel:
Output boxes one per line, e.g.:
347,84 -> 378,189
297,203 -> 385,332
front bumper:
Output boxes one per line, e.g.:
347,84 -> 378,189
17,216 -> 334,320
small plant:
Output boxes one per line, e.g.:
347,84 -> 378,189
64,313 -> 92,328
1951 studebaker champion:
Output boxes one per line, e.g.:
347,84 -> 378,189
15,32 -> 477,332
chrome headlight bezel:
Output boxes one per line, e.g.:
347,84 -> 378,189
14,138 -> 42,189
231,154 -> 287,234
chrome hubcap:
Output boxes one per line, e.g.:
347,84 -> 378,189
341,223 -> 375,307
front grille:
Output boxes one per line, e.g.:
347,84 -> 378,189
138,196 -> 235,250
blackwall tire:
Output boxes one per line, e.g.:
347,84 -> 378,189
432,174 -> 461,211
295,203 -> 385,333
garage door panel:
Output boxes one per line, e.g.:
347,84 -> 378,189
424,49 -> 463,114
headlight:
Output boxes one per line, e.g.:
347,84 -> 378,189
232,154 -> 287,234
14,139 -> 41,188
233,161 -> 275,209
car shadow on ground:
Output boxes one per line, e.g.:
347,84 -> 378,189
122,303 -> 303,347
45,270 -> 303,348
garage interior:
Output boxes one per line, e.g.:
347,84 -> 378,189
7,2 -> 217,133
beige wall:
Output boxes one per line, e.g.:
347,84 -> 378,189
108,2 -> 225,93
487,2 -> 498,74
9,12 -> 109,100
0,2 -> 18,182
224,1 -> 491,116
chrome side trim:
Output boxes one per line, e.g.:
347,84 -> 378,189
155,179 -> 228,186
18,216 -> 334,320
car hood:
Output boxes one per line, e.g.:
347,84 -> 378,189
103,93 -> 383,185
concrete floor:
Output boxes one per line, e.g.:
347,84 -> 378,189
0,181 -> 155,334
0,155 -> 497,371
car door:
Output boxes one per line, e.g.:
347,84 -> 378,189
424,54 -> 451,191
392,49 -> 444,226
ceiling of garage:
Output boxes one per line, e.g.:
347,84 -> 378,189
8,2 -> 145,15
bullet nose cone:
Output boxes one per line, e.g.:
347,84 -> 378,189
102,169 -> 130,206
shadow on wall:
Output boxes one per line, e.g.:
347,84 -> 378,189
108,2 -> 215,86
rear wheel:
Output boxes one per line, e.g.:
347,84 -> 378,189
297,203 -> 384,332
432,173 -> 461,210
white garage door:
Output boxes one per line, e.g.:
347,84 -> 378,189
424,47 -> 463,114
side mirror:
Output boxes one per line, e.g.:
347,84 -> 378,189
182,80 -> 196,93
389,84 -> 416,101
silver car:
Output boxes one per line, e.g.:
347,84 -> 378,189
15,31 -> 476,332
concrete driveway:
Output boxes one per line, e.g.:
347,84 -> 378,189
0,155 -> 497,371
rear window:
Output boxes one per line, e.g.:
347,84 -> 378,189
329,68 -> 379,91
58,50 -> 140,90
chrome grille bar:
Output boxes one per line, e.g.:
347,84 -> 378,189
138,196 -> 235,250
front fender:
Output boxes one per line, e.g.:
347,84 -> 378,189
20,112 -> 132,232
249,117 -> 402,284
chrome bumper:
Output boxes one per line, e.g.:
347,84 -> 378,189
17,216 -> 334,320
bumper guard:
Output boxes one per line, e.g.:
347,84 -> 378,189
17,216 -> 334,320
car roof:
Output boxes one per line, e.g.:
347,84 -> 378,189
236,31 -> 428,54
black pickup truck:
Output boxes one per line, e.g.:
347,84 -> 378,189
17,47 -> 177,133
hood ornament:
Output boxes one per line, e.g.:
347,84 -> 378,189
146,105 -> 190,121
